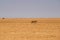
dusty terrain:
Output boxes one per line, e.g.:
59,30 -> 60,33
0,18 -> 60,40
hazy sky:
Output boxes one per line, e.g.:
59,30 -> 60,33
0,0 -> 60,18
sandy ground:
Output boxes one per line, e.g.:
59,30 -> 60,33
0,18 -> 60,40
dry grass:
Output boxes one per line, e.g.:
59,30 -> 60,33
0,18 -> 60,40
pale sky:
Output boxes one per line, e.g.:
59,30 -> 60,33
0,0 -> 60,18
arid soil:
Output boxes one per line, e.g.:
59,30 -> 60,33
0,18 -> 60,40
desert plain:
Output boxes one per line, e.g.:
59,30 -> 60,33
0,18 -> 60,40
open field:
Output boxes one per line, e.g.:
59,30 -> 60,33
0,18 -> 60,40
